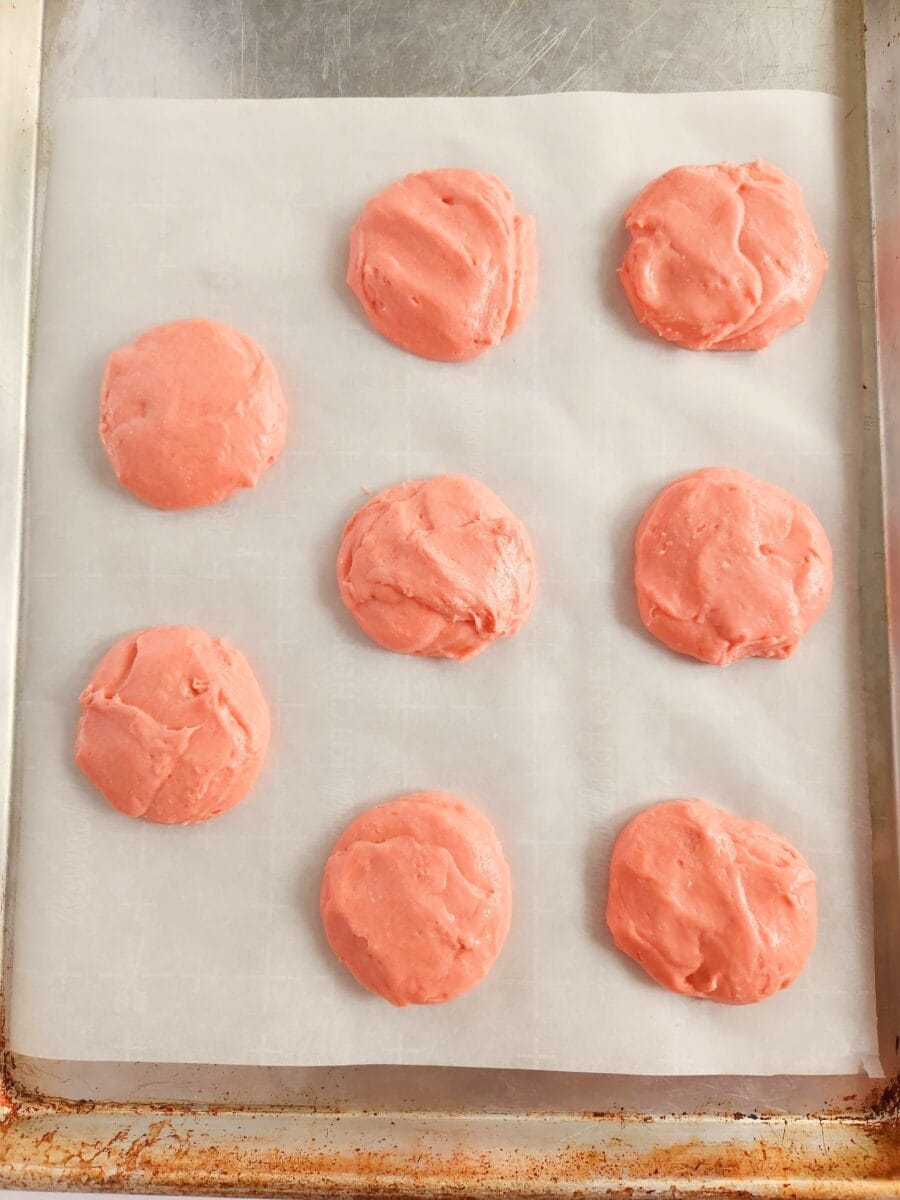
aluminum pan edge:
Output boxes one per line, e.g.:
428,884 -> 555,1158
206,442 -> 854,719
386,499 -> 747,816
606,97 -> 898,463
1,1103 -> 900,1198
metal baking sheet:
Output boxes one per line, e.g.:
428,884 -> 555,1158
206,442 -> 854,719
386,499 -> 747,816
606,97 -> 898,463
1,0 -> 898,1196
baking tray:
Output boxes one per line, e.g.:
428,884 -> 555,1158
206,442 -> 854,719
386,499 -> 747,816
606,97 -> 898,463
2,0 -> 899,1195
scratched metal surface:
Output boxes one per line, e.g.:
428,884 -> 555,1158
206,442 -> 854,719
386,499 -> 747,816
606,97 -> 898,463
7,2 -> 900,1195
41,0 -> 856,102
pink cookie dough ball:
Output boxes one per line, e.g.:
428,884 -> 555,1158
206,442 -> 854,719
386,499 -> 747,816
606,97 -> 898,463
606,799 -> 817,1005
75,625 -> 270,825
320,790 -> 512,1006
347,167 -> 537,361
634,467 -> 832,666
100,318 -> 287,509
336,474 -> 537,660
619,160 -> 827,350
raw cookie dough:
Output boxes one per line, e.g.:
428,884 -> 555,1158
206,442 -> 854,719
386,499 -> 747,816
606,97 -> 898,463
346,168 -> 537,361
75,625 -> 270,824
100,318 -> 288,509
634,467 -> 832,665
606,799 -> 817,1005
619,160 -> 828,350
336,474 -> 537,660
320,791 -> 512,1006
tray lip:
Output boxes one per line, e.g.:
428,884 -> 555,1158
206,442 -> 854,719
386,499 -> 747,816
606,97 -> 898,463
2,0 -> 900,1193
0,1103 -> 899,1198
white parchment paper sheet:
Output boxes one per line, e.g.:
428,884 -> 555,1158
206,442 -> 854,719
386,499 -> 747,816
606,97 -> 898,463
10,93 -> 876,1074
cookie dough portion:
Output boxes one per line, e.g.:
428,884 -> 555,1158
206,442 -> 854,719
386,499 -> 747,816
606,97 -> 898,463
75,625 -> 270,824
347,168 -> 537,361
101,318 -> 287,509
320,791 -> 512,1006
336,474 -> 537,660
606,799 -> 817,1005
619,160 -> 827,350
634,467 -> 832,665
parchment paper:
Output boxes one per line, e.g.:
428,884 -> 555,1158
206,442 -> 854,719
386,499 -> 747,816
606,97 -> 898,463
10,93 -> 876,1074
